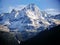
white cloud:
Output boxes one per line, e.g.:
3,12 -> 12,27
45,8 -> 60,15
8,5 -> 26,12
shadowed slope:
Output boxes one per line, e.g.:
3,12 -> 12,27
20,25 -> 60,45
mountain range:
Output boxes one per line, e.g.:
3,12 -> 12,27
0,3 -> 60,41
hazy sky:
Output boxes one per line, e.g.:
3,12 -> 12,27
0,0 -> 60,13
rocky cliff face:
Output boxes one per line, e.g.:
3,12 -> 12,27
0,25 -> 9,32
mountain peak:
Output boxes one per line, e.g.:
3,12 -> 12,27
22,3 -> 38,11
28,3 -> 35,7
11,9 -> 17,13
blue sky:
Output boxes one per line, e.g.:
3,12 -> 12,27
0,0 -> 60,14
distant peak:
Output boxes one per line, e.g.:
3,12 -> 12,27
11,9 -> 16,13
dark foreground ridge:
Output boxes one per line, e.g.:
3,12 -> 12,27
20,25 -> 60,45
0,31 -> 19,45
0,25 -> 60,45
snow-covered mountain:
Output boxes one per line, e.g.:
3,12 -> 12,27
0,3 -> 60,41
50,14 -> 60,20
